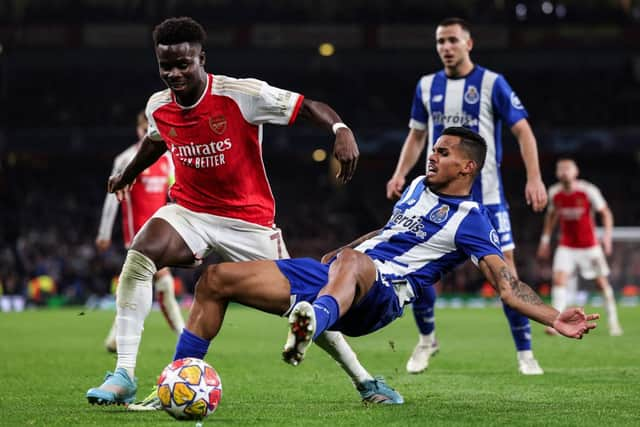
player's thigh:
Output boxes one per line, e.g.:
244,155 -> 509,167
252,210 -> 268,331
214,217 -> 289,261
131,217 -> 195,267
202,260 -> 292,315
324,249 -> 378,307
552,246 -> 578,279
141,204 -> 216,266
576,246 -> 610,280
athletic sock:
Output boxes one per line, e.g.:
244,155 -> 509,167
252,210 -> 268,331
602,284 -> 620,326
115,250 -> 156,379
154,272 -> 185,334
315,331 -> 373,384
418,331 -> 436,347
412,285 -> 436,335
565,274 -> 578,306
312,295 -> 340,340
517,349 -> 534,361
502,302 -> 532,351
551,285 -> 568,312
174,328 -> 210,361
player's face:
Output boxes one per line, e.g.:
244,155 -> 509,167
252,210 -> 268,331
436,24 -> 472,71
426,135 -> 473,189
556,159 -> 579,184
156,42 -> 206,99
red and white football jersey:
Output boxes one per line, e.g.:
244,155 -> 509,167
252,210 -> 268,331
98,145 -> 173,247
548,179 -> 607,248
146,74 -> 304,227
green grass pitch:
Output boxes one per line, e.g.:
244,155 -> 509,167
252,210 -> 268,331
0,305 -> 638,426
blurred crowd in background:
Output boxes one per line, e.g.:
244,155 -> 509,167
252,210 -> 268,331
1,0 -> 640,309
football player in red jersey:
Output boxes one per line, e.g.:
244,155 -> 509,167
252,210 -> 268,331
96,111 -> 183,354
87,16 -> 402,409
537,157 -> 622,336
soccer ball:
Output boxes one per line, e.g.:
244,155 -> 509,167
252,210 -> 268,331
157,357 -> 222,420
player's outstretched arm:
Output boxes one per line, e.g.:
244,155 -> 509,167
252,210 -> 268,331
320,229 -> 382,264
479,254 -> 599,339
386,128 -> 427,200
297,99 -> 359,183
108,137 -> 167,200
511,119 -> 547,212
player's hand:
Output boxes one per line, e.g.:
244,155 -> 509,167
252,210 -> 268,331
536,242 -> 551,260
108,174 -> 136,201
333,128 -> 359,184
551,307 -> 599,339
525,178 -> 547,212
386,176 -> 405,200
95,239 -> 111,253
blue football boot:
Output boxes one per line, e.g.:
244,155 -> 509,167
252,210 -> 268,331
86,368 -> 137,405
357,376 -> 404,404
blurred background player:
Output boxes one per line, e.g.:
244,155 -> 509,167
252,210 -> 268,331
96,111 -> 183,353
385,17 -> 548,375
86,17 -> 401,409
537,157 -> 622,336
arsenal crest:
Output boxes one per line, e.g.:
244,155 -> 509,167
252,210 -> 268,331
209,115 -> 227,135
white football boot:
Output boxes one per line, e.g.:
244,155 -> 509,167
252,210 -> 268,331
283,302 -> 316,366
406,339 -> 440,374
517,352 -> 544,375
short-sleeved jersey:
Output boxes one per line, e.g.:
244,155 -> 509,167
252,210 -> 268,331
354,176 -> 503,297
97,145 -> 173,247
409,65 -> 528,206
146,74 -> 304,227
548,180 -> 607,248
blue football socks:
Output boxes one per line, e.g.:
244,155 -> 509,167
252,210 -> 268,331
502,303 -> 532,351
173,328 -> 210,361
312,295 -> 340,340
412,285 -> 436,335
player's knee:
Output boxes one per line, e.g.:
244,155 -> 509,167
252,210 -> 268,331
335,248 -> 361,266
119,250 -> 157,285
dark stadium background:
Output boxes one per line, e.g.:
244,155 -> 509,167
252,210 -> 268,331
1,0 -> 639,306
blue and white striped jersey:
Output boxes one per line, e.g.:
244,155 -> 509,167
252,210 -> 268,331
409,65 -> 528,206
355,176 -> 503,298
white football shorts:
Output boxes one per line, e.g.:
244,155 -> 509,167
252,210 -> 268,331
552,245 -> 609,280
151,203 -> 289,264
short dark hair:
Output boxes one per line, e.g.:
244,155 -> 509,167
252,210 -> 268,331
441,126 -> 487,174
152,16 -> 207,47
555,153 -> 576,163
438,17 -> 471,35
